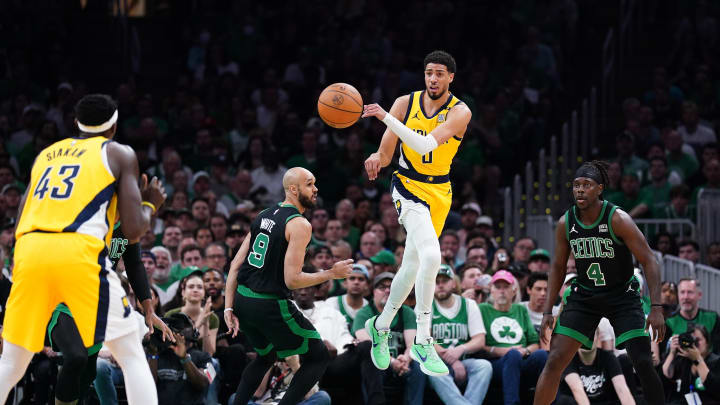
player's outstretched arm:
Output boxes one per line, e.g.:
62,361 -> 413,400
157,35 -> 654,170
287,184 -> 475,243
611,209 -> 665,342
364,96 -> 407,180
363,101 -> 471,156
224,233 -> 251,336
284,217 -> 353,289
541,215 -> 571,345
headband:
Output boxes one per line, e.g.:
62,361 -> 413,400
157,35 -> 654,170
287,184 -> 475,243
77,110 -> 118,133
574,165 -> 603,185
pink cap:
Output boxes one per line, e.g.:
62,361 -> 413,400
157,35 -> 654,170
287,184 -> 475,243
491,270 -> 516,285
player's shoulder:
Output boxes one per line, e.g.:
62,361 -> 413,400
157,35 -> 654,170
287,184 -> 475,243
285,214 -> 311,239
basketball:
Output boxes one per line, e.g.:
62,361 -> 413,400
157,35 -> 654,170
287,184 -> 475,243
317,83 -> 363,128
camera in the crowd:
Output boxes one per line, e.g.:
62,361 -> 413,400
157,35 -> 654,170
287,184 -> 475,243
144,312 -> 200,353
678,331 -> 697,349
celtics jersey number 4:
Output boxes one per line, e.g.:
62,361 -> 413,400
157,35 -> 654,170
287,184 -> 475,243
565,201 -> 635,290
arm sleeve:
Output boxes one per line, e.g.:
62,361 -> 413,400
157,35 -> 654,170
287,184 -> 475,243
122,242 -> 151,302
381,113 -> 439,155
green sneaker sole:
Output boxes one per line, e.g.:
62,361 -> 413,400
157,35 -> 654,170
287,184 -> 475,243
365,316 -> 390,370
409,345 -> 449,376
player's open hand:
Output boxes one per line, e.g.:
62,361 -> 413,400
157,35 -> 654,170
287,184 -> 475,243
645,307 -> 666,343
140,174 -> 167,211
224,309 -> 240,338
365,153 -> 382,181
329,259 -> 354,279
539,314 -> 554,347
362,103 -> 388,120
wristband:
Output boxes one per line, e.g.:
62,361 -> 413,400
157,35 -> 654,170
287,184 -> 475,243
543,311 -> 553,315
179,354 -> 191,364
146,354 -> 159,360
651,304 -> 663,307
224,308 -> 234,313
141,201 -> 157,214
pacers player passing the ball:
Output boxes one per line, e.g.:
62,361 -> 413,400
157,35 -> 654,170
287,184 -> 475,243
363,50 -> 471,376
0,94 -> 163,405
533,161 -> 666,405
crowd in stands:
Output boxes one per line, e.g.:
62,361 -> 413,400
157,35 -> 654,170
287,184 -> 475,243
0,1 -> 718,404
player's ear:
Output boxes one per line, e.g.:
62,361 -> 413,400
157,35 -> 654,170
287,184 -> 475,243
448,73 -> 454,83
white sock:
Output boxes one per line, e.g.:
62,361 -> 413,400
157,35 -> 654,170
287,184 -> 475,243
105,330 -> 158,405
375,227 -> 420,330
0,341 -> 35,402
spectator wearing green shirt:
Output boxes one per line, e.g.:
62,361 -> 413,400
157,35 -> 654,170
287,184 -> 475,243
613,131 -> 648,182
635,156 -> 672,218
168,244 -> 206,285
665,278 -> 720,356
607,171 -> 646,218
665,129 -> 699,182
660,185 -> 696,226
480,270 -> 547,405
353,272 -> 425,405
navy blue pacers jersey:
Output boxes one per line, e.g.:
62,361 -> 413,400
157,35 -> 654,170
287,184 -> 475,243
237,203 -> 304,298
564,200 -> 635,291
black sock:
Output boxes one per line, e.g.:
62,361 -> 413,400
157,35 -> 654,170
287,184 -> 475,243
278,339 -> 330,405
232,352 -> 277,405
625,337 -> 665,405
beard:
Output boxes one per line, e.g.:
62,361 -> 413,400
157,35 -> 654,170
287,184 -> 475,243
298,192 -> 316,210
435,291 -> 451,302
427,87 -> 445,100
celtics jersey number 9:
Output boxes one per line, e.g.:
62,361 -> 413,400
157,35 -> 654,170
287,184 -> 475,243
237,203 -> 304,298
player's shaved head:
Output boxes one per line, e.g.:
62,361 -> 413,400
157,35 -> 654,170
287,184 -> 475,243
283,167 -> 313,191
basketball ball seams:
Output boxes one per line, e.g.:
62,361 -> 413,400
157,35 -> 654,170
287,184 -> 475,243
317,100 -> 362,114
323,88 -> 362,108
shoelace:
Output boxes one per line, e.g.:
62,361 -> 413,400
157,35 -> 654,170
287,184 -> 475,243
377,330 -> 391,346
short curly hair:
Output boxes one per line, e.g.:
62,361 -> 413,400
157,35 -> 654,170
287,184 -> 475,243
423,50 -> 456,73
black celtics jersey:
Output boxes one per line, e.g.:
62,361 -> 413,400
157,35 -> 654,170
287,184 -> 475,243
565,200 -> 634,291
237,203 -> 304,298
109,222 -> 129,270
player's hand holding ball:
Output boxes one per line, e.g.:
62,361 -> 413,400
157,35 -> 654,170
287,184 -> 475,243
328,259 -> 354,279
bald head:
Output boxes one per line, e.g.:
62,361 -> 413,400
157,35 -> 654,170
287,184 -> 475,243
283,167 -> 314,191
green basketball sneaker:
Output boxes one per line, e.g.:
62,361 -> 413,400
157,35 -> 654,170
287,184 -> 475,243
365,315 -> 391,370
410,338 -> 449,376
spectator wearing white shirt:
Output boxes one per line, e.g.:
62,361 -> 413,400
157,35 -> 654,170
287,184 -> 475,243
291,266 -> 372,404
322,264 -> 369,331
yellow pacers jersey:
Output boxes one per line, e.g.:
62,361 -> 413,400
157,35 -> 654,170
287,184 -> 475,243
16,136 -> 118,246
399,90 -> 464,176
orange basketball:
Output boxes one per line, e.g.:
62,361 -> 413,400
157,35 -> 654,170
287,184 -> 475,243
317,83 -> 363,128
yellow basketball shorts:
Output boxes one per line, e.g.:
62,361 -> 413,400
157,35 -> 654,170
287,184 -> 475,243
391,172 -> 452,237
2,232 -> 136,352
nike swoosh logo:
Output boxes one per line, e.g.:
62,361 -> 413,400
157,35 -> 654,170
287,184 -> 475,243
415,348 -> 427,362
